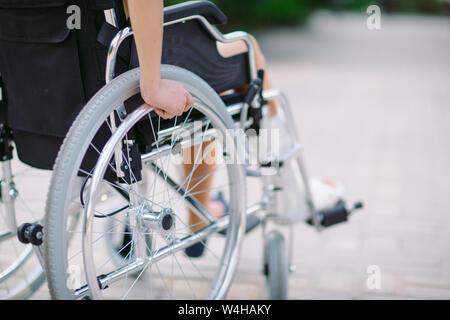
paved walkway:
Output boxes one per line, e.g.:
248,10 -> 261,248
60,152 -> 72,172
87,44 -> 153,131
30,11 -> 450,299
242,11 -> 450,299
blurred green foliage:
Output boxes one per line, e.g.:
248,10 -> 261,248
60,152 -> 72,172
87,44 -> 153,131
164,0 -> 449,29
164,0 -> 318,29
334,0 -> 448,13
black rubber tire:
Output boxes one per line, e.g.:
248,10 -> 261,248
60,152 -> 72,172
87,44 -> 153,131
263,230 -> 288,300
28,224 -> 43,246
17,223 -> 32,244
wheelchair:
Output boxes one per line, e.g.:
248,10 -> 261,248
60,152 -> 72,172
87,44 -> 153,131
1,1 -> 362,300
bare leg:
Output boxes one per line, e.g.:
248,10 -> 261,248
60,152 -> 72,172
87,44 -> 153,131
182,141 -> 222,233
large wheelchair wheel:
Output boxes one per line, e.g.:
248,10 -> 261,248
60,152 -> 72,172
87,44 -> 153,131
44,65 -> 246,300
0,160 -> 47,299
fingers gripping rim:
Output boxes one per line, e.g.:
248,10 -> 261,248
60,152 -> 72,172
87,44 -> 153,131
44,65 -> 247,299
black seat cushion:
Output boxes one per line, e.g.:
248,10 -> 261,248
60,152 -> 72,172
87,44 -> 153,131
164,1 -> 227,25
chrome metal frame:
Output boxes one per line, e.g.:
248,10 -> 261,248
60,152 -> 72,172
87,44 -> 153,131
261,89 -> 320,230
91,7 -> 322,299
1,160 -> 17,235
103,7 -> 320,226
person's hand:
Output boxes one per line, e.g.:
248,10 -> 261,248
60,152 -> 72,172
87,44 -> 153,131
141,78 -> 194,119
127,0 -> 192,119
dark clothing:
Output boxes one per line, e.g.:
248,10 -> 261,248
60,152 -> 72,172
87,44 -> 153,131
0,0 -> 250,170
0,0 -> 127,169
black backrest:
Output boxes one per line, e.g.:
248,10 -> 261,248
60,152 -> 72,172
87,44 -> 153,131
162,19 -> 250,94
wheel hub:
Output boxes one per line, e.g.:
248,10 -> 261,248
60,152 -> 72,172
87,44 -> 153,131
140,207 -> 175,233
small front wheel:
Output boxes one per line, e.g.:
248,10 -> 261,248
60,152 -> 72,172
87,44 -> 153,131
263,230 -> 288,300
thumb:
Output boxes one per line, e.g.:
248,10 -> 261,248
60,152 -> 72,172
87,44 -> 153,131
184,92 -> 194,111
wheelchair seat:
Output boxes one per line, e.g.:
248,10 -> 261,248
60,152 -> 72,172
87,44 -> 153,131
163,1 -> 227,25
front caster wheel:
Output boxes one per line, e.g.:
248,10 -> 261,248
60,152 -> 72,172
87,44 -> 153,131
263,230 -> 288,300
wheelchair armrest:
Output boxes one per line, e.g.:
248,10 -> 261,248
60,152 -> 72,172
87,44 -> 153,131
164,1 -> 227,25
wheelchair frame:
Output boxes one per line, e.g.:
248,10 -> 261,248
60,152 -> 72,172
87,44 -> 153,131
1,2 -> 361,300
101,7 -> 322,281
105,7 -> 319,227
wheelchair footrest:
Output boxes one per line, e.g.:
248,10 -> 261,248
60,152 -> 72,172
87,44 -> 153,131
307,200 -> 363,228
